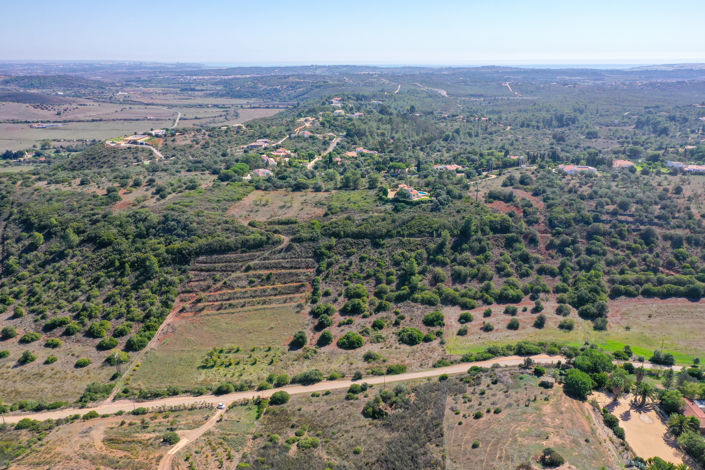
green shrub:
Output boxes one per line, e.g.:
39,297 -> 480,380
74,358 -> 91,368
215,383 -> 235,395
558,318 -> 574,331
162,431 -> 180,445
457,326 -> 468,336
533,314 -> 546,329
290,330 -> 308,349
63,322 -> 82,336
398,327 -> 424,345
1,326 -> 17,339
131,407 -> 148,415
44,338 -> 62,348
422,310 -> 445,327
507,318 -> 520,330
18,350 -> 36,364
459,312 -> 474,323
363,351 -> 381,362
481,322 -> 494,332
97,337 -> 118,350
473,411 -> 484,419
539,447 -> 565,467
0,350 -> 9,359
503,305 -> 518,316
317,330 -> 333,347
270,391 -> 290,405
483,308 -> 492,317
44,355 -> 57,364
292,369 -> 324,385
564,368 -> 593,400
337,331 -> 365,350
19,331 -> 41,343
386,364 -> 407,375
274,374 -> 290,387
472,440 -> 480,449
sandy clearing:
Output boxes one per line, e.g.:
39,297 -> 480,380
593,391 -> 684,463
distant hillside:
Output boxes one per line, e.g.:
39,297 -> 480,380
1,74 -> 108,90
0,91 -> 71,104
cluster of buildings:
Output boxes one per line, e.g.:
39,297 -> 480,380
558,164 -> 597,175
667,161 -> 705,173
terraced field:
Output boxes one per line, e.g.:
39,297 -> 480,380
126,241 -> 316,392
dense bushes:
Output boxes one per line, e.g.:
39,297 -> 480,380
269,391 -> 290,405
397,327 -> 424,345
563,369 -> 593,400
291,369 -> 324,385
337,331 -> 365,349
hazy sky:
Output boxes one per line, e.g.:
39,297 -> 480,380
1,0 -> 704,65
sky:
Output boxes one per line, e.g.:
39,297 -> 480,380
1,0 -> 704,65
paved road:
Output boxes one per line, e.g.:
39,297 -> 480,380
306,136 -> 340,170
3,355 -> 562,424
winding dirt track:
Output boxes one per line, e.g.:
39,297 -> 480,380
306,136 -> 340,170
158,408 -> 226,470
4,355 -> 563,425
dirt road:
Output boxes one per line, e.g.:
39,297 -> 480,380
306,135 -> 340,170
4,354 -> 562,424
158,408 -> 226,470
122,143 -> 164,160
171,112 -> 181,129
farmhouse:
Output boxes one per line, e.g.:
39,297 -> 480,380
683,164 -> 705,174
433,164 -> 464,171
247,138 -> 271,149
397,184 -> 429,200
149,129 -> 166,137
667,161 -> 684,168
271,148 -> 292,158
684,399 -> 705,434
613,159 -> 635,169
261,155 -> 277,167
558,164 -> 597,175
251,168 -> 273,178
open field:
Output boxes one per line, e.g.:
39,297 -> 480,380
10,406 -> 215,470
444,297 -> 705,365
0,97 -> 282,150
444,370 -> 623,469
227,189 -> 329,223
0,330 -> 115,403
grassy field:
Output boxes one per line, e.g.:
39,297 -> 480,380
129,304 -> 309,391
0,332 -> 115,403
444,298 -> 705,365
227,189 -> 329,223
